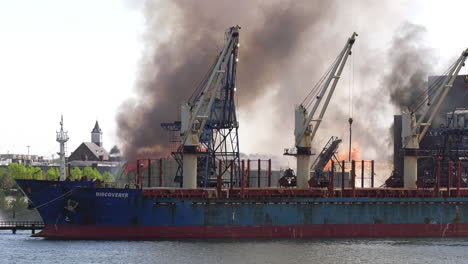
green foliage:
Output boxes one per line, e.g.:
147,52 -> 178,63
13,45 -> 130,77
82,166 -> 94,179
6,163 -> 43,180
92,168 -> 102,180
102,172 -> 115,182
46,168 -> 59,181
8,163 -> 29,179
29,166 -> 43,180
0,163 -> 116,186
82,166 -> 102,180
0,168 -> 14,189
70,167 -> 83,180
0,189 -> 7,209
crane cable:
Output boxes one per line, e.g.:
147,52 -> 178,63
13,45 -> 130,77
302,55 -> 341,110
348,45 -> 354,162
347,2 -> 355,163
410,60 -> 457,113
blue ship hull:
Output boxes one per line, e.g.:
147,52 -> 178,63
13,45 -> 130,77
15,179 -> 468,239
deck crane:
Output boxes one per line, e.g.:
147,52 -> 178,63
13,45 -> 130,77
284,32 -> 357,188
179,25 -> 240,188
401,48 -> 468,188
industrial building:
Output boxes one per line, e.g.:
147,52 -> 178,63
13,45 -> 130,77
0,154 -> 48,166
392,75 -> 468,187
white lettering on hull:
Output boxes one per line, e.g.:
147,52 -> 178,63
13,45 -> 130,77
96,192 -> 129,198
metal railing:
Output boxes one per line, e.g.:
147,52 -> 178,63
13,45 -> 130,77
0,221 -> 44,228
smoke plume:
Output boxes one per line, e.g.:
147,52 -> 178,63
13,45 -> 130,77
383,22 -> 436,111
117,1 -> 429,165
376,22 -> 437,155
117,0 -> 340,160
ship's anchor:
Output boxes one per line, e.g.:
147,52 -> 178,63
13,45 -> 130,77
64,199 -> 79,213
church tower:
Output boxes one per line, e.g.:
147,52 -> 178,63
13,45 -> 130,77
91,121 -> 103,147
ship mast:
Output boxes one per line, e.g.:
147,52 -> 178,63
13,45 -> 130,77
56,115 -> 69,181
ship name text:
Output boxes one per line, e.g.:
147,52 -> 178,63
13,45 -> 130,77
96,192 -> 129,198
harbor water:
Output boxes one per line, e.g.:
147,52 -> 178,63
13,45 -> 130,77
1,230 -> 467,264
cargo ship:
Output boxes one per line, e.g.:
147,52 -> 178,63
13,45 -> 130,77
14,169 -> 468,239
15,26 -> 468,239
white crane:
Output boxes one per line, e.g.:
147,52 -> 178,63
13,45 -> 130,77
401,48 -> 468,188
285,32 -> 357,188
180,26 -> 240,188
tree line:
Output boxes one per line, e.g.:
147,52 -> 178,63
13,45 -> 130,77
0,163 -> 116,219
1,163 -> 114,189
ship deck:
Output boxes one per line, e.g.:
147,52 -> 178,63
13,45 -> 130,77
141,187 -> 468,199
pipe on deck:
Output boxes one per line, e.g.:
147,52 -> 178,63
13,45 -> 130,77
230,160 -> 234,190
351,160 -> 356,197
448,161 -> 452,197
217,160 -> 222,196
241,160 -> 245,198
147,159 -> 151,187
329,160 -> 335,197
247,159 -> 250,188
435,158 -> 441,197
268,159 -> 272,187
341,160 -> 345,195
159,158 -> 163,187
361,160 -> 365,188
457,161 -> 462,197
258,159 -> 261,188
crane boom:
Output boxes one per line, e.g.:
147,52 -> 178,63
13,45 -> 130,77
402,48 -> 468,149
417,49 -> 468,142
180,25 -> 240,189
401,47 -> 468,189
295,32 -> 357,148
287,32 -> 357,188
181,26 -> 240,148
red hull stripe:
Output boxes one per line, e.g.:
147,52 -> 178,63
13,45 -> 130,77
35,224 -> 468,239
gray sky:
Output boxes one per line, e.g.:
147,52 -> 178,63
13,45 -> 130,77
0,0 -> 467,161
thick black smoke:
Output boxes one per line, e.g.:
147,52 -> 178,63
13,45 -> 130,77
383,22 -> 435,111
377,22 -> 436,159
117,1 -> 433,165
117,0 -> 338,160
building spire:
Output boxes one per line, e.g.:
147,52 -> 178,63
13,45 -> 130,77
91,120 -> 103,147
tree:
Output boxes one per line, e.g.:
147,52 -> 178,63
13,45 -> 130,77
70,167 -> 83,180
0,168 -> 14,189
27,166 -> 43,180
7,163 -> 43,180
92,168 -> 103,180
102,172 -> 115,182
82,166 -> 94,179
8,163 -> 28,179
82,166 -> 102,180
0,189 -> 7,209
46,168 -> 59,181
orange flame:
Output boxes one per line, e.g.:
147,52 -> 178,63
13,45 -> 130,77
322,143 -> 361,171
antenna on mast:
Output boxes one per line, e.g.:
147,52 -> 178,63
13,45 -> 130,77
56,114 -> 69,181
